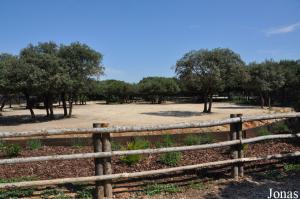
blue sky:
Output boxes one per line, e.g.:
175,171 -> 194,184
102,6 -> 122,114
1,0 -> 300,82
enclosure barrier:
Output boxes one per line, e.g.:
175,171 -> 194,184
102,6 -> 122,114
0,112 -> 299,199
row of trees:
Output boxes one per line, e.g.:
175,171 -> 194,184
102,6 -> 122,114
1,44 -> 300,116
0,42 -> 104,118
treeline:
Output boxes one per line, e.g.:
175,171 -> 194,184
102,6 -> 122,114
1,44 -> 300,117
0,42 -> 104,118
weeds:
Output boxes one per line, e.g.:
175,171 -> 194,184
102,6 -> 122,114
120,138 -> 150,165
27,139 -> 42,150
71,138 -> 85,148
270,121 -> 290,133
189,181 -> 208,190
284,163 -> 300,172
159,152 -> 181,166
4,143 -> 21,157
257,127 -> 271,136
145,183 -> 181,196
183,134 -> 213,146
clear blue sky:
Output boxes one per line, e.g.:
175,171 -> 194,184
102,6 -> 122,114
1,0 -> 300,82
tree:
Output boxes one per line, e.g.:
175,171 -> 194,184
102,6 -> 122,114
138,77 -> 180,104
97,80 -> 136,104
58,42 -> 104,117
20,42 -> 67,118
248,60 -> 285,109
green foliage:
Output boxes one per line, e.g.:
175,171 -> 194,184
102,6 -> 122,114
111,141 -> 122,151
0,176 -> 36,199
284,163 -> 300,172
183,134 -> 214,146
138,77 -> 180,103
257,127 -> 271,136
259,170 -> 284,180
27,139 -> 42,150
120,138 -> 150,165
159,152 -> 181,166
4,143 -> 21,157
41,189 -> 63,199
270,121 -> 290,133
145,183 -> 181,196
71,138 -> 85,148
76,187 -> 93,198
189,181 -> 208,190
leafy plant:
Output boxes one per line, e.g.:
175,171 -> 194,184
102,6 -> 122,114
0,176 -> 37,199
284,163 -> 300,172
257,127 -> 271,136
120,138 -> 150,165
270,121 -> 290,134
183,134 -> 213,146
71,138 -> 85,148
27,139 -> 42,150
189,181 -> 208,190
76,187 -> 93,198
4,144 -> 21,157
145,183 -> 181,196
111,141 -> 122,151
42,189 -> 63,199
159,152 -> 181,166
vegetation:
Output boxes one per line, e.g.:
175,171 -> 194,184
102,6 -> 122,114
27,139 -> 42,150
4,143 -> 21,157
0,176 -> 36,199
256,127 -> 271,136
159,151 -> 181,166
120,138 -> 150,165
269,121 -> 290,134
183,134 -> 214,146
145,183 -> 181,196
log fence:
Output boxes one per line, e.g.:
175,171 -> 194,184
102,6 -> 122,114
0,112 -> 300,199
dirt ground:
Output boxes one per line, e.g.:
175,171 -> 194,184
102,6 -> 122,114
0,101 -> 292,132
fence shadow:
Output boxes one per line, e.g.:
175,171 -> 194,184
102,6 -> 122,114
141,111 -> 207,117
0,114 -> 67,126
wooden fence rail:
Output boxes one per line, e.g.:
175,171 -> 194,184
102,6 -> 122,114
0,112 -> 299,199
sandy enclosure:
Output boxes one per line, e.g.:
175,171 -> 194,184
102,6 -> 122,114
0,101 -> 291,132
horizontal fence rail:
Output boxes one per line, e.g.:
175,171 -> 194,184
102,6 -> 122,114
0,133 -> 299,165
0,151 -> 299,189
0,112 -> 299,199
0,113 -> 299,138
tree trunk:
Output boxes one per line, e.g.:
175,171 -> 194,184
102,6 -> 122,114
260,93 -> 264,109
268,94 -> 271,110
44,98 -> 49,117
203,95 -> 208,113
25,93 -> 35,119
61,93 -> 68,117
68,98 -> 73,118
0,99 -> 6,112
208,94 -> 213,113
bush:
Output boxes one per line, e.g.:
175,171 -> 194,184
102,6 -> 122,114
257,127 -> 271,136
5,144 -> 21,157
111,141 -> 122,151
159,152 -> 181,166
27,139 -> 42,150
270,122 -> 290,134
120,138 -> 150,165
145,183 -> 181,196
183,134 -> 213,146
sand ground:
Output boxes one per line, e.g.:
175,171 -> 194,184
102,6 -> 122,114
0,101 -> 291,132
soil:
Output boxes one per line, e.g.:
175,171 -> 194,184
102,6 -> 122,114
0,102 -> 292,132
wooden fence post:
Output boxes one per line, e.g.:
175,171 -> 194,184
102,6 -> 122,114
237,114 -> 244,177
230,114 -> 238,180
93,123 -> 104,199
101,123 -> 113,198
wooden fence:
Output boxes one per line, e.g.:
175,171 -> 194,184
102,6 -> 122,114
0,112 -> 300,199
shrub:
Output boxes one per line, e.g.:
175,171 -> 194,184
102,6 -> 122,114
76,187 -> 93,199
161,135 -> 175,147
159,152 -> 181,166
5,144 -> 21,157
270,121 -> 290,134
284,163 -> 300,172
145,183 -> 181,196
183,134 -> 213,146
120,138 -> 150,165
27,139 -> 42,150
257,127 -> 271,136
111,141 -> 122,151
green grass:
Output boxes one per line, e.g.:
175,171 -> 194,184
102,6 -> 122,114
120,138 -> 150,165
76,186 -> 93,198
159,152 -> 181,166
71,138 -> 85,148
144,183 -> 181,196
257,127 -> 271,136
183,134 -> 214,146
0,176 -> 37,199
111,141 -> 122,151
284,163 -> 300,172
189,181 -> 208,190
27,139 -> 42,150
270,121 -> 290,134
4,143 -> 21,157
